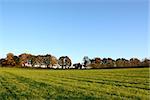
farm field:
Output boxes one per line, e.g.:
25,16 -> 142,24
0,67 -> 149,100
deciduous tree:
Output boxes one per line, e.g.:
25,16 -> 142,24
6,53 -> 16,66
58,56 -> 72,69
19,53 -> 31,67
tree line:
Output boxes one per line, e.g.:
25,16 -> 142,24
82,56 -> 150,69
0,53 -> 149,69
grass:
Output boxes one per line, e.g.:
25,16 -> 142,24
0,67 -> 149,100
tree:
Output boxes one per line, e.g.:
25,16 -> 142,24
6,53 -> 16,66
116,58 -> 130,67
88,57 -> 102,69
44,54 -> 51,68
83,56 -> 91,68
95,58 -> 101,64
141,58 -> 150,67
0,58 -> 7,66
28,55 -> 36,67
130,58 -> 141,67
51,56 -> 58,66
19,53 -> 31,67
101,58 -> 108,68
58,57 -> 64,69
73,63 -> 82,69
65,56 -> 72,69
106,58 -> 115,68
116,58 -> 124,67
14,56 -> 19,66
58,56 -> 72,69
35,55 -> 44,68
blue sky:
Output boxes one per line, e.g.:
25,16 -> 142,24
0,0 -> 149,63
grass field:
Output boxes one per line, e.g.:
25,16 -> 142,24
0,67 -> 149,100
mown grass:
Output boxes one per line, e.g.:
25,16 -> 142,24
0,67 -> 149,100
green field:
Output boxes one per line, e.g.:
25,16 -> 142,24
0,68 -> 149,100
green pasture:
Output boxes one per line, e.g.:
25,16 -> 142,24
0,67 -> 149,100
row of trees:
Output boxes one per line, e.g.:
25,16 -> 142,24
0,53 -> 149,69
0,53 -> 71,69
82,56 -> 150,69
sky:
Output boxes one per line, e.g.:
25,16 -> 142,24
0,0 -> 149,63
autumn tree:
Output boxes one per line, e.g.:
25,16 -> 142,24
19,53 -> 31,67
106,58 -> 115,68
101,58 -> 108,68
6,53 -> 16,66
88,57 -> 102,69
95,58 -> 101,64
130,58 -> 141,67
51,56 -> 58,66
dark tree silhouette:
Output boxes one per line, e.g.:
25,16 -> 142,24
58,56 -> 72,69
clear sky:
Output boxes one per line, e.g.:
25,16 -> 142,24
0,0 -> 149,63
